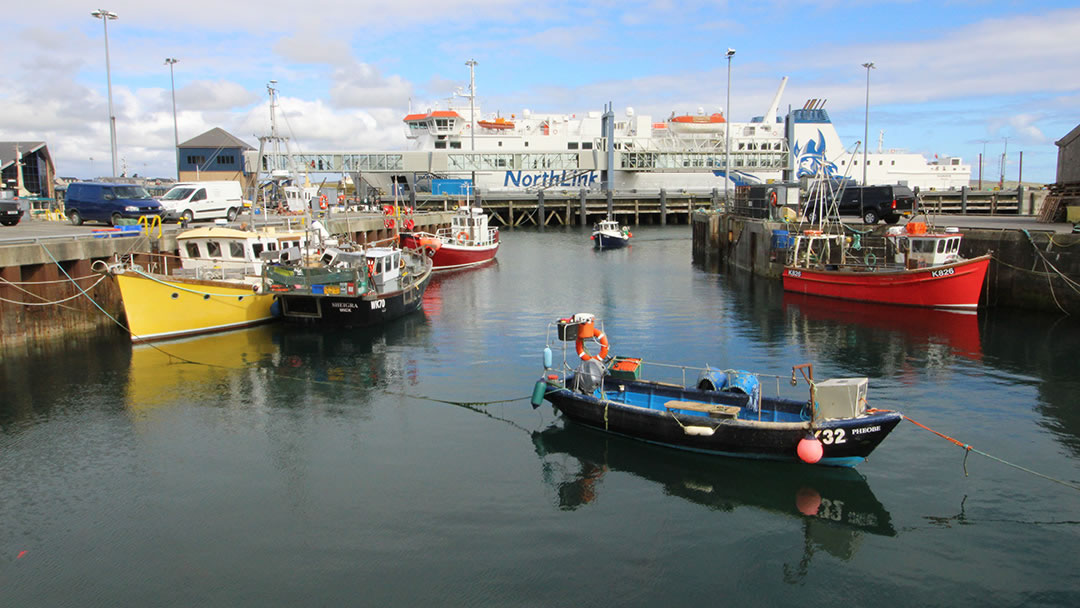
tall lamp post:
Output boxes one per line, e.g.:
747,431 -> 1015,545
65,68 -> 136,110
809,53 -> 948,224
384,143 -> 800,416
91,9 -> 119,178
165,58 -> 179,179
861,62 -> 874,222
725,48 -> 735,206
465,59 -> 477,191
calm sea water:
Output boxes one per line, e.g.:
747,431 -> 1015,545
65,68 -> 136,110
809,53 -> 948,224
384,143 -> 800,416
2,225 -> 1079,606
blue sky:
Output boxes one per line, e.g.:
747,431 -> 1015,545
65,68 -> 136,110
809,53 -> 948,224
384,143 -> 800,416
1,1 -> 1078,183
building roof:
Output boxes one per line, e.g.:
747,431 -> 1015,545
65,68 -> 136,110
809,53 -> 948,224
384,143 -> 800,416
179,128 -> 254,150
1055,123 -> 1080,148
0,141 -> 48,171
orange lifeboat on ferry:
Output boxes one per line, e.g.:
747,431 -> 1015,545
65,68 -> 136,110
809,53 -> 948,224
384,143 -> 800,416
667,112 -> 726,133
477,117 -> 515,131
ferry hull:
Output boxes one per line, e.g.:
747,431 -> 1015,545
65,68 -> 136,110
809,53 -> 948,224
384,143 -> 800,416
115,272 -> 274,342
782,255 -> 991,309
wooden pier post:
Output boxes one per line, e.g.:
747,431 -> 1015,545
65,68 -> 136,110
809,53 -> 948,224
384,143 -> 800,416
961,186 -> 968,214
579,189 -> 587,226
538,190 -> 545,228
660,189 -> 667,226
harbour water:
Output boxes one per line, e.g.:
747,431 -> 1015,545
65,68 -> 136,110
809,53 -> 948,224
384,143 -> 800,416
2,225 -> 1079,606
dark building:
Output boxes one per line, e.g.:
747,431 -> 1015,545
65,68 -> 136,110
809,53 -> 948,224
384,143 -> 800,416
0,142 -> 55,199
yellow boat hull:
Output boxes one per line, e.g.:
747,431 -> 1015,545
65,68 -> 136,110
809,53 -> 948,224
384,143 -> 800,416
115,271 -> 275,342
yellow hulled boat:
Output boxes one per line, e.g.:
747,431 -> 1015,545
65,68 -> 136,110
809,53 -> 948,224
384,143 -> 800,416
115,270 -> 275,342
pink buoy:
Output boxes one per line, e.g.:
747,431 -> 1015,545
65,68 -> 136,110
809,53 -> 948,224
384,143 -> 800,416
795,487 -> 822,516
797,436 -> 823,464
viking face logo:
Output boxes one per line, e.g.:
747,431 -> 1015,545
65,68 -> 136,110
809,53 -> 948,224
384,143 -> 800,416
794,130 -> 837,179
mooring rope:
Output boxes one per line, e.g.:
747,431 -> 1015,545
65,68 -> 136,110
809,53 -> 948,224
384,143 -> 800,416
0,274 -> 107,306
879,409 -> 1080,492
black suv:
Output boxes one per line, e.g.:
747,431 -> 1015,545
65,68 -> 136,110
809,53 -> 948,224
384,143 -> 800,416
0,197 -> 23,226
835,185 -> 918,224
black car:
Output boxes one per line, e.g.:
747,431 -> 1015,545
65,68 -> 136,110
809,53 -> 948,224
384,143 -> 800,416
0,198 -> 23,226
835,185 -> 918,224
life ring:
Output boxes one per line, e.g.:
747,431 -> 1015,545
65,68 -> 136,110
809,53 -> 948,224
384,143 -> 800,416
383,205 -> 394,216
404,219 -> 415,230
337,194 -> 345,204
319,194 -> 328,208
400,258 -> 405,270
456,231 -> 468,243
575,327 -> 609,361
384,218 -> 395,229
769,190 -> 778,206
366,258 -> 375,275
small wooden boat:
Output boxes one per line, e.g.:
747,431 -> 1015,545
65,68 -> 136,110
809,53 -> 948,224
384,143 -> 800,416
591,219 -> 631,249
531,314 -> 902,467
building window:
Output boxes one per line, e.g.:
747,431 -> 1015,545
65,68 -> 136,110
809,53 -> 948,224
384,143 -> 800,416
218,155 -> 235,165
187,155 -> 206,165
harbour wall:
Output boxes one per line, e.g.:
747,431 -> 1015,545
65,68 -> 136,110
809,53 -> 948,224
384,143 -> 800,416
0,211 -> 457,352
692,211 -> 1080,315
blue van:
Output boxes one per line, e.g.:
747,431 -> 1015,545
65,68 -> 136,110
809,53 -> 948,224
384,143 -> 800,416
65,182 -> 162,226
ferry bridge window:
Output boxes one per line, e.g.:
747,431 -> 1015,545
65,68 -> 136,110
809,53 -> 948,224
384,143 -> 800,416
229,241 -> 245,258
582,142 -> 592,150
185,242 -> 201,258
435,141 -> 447,149
450,141 -> 462,149
207,241 -> 222,257
568,142 -> 579,150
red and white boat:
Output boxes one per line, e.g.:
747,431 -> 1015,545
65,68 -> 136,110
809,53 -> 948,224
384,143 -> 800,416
782,221 -> 990,309
400,206 -> 499,271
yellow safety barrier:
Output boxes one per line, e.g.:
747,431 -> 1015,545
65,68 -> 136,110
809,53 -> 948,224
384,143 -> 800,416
138,215 -> 163,239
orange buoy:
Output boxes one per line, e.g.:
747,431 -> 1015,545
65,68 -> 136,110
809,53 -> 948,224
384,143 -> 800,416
797,435 -> 823,464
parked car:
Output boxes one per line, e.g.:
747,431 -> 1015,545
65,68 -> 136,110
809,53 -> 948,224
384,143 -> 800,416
834,185 -> 918,224
158,181 -> 245,222
65,182 -> 162,226
0,197 -> 23,226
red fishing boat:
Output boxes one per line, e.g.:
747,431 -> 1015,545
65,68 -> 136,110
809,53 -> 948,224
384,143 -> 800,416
782,222 -> 990,309
400,205 -> 499,271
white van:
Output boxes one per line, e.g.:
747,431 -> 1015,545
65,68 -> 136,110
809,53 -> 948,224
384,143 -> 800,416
159,181 -> 246,222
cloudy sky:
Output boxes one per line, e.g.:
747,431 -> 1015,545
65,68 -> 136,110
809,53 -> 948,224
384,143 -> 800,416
1,1 -> 1077,183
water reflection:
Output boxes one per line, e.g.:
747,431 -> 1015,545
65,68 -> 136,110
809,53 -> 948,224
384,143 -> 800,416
124,314 -> 433,416
531,422 -> 894,577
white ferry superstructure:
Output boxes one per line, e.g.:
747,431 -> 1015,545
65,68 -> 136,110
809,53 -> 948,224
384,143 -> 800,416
401,77 -> 970,193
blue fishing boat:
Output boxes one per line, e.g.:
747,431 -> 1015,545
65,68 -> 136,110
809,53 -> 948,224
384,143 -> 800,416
591,219 -> 631,249
531,314 -> 903,467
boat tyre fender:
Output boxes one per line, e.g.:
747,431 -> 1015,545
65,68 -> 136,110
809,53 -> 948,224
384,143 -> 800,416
456,231 -> 468,244
575,328 -> 609,361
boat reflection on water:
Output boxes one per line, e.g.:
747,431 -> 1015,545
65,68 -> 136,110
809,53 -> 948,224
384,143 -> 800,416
125,314 -> 432,414
532,423 -> 894,572
421,257 -> 499,321
783,293 -> 983,362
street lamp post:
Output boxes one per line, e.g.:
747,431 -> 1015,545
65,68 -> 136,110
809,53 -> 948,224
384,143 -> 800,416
465,59 -> 477,191
91,9 -> 119,178
861,62 -> 874,222
165,58 -> 179,179
725,48 -> 735,206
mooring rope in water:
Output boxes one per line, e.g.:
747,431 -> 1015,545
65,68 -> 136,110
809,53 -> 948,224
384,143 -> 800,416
895,411 -> 1080,492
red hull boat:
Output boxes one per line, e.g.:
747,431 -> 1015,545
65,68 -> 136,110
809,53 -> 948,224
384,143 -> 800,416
783,255 -> 990,309
782,222 -> 990,309
400,206 -> 499,271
